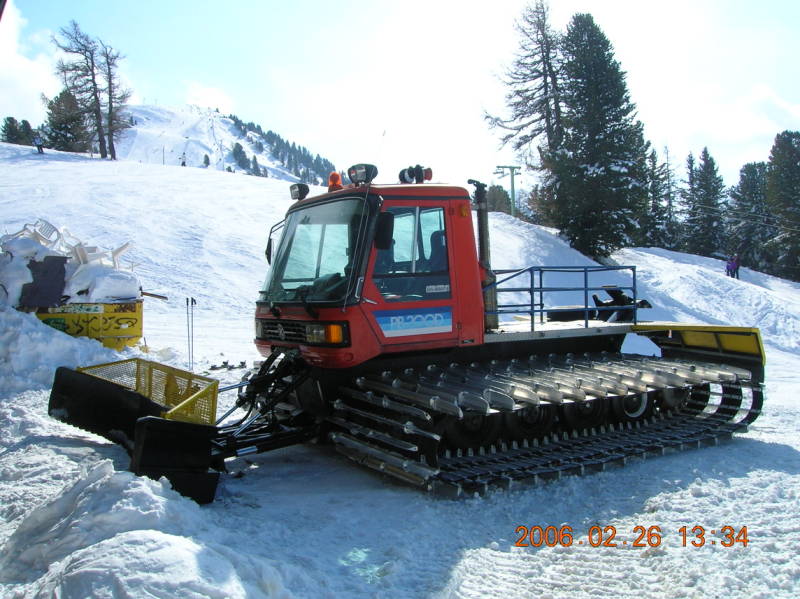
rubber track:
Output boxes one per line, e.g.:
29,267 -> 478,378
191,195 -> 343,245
328,353 -> 763,497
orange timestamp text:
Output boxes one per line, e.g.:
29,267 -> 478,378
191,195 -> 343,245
514,525 -> 749,548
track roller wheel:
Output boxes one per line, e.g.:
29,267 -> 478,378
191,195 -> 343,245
503,405 -> 555,441
559,398 -> 609,431
610,392 -> 655,423
441,413 -> 502,450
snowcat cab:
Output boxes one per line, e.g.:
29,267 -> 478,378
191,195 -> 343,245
255,164 -> 486,370
49,163 -> 766,503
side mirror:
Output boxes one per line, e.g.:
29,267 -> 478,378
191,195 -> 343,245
374,212 -> 394,250
265,238 -> 273,264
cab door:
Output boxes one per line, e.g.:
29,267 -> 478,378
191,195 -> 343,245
361,202 -> 460,352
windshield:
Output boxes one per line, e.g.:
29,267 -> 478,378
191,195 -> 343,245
262,198 -> 367,303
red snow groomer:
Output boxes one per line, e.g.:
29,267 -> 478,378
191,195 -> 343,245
50,164 -> 765,502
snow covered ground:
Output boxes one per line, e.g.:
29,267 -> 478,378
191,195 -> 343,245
1,123 -> 799,598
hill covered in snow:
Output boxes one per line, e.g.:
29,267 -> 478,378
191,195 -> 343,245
1,143 -> 799,598
116,104 -> 337,183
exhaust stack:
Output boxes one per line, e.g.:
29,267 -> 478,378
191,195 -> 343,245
468,179 -> 498,330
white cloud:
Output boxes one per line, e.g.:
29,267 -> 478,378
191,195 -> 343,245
0,0 -> 61,125
185,82 -> 235,114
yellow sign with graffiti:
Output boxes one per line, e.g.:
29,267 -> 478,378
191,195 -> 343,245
36,301 -> 143,350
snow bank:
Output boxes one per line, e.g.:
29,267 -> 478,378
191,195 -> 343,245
0,305 -> 120,398
0,461 -> 292,598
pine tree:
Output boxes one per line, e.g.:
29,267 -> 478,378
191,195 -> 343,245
765,130 -> 800,280
677,152 -> 696,251
232,142 -> 250,170
1,117 -> 22,143
524,184 -> 556,226
203,154 -> 210,168
640,149 -> 670,247
682,148 -> 725,257
18,120 -> 34,145
541,13 -> 649,257
44,89 -> 91,152
487,185 -> 512,214
728,162 -> 773,271
661,147 -> 680,249
251,154 -> 260,175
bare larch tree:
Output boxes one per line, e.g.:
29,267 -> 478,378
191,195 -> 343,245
53,21 -> 108,158
99,41 -> 131,160
486,1 -> 563,165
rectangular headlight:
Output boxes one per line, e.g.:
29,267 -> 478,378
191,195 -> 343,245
305,324 -> 326,344
305,323 -> 347,345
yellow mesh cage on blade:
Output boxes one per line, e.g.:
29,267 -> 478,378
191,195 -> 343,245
77,358 -> 218,425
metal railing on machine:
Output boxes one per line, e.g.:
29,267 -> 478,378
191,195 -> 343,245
483,265 -> 639,330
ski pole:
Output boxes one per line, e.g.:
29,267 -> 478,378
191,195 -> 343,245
186,297 -> 190,370
190,297 -> 196,371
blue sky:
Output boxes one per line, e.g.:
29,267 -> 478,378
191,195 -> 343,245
2,0 -> 799,191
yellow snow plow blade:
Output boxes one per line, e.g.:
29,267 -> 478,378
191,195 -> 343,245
633,323 -> 765,367
76,358 -> 219,425
49,358 -> 222,503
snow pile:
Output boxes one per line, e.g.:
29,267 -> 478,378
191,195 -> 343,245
61,262 -> 139,303
0,304 -> 120,398
0,461 -> 292,598
0,219 -> 140,398
0,221 -> 140,307
1,139 -> 799,598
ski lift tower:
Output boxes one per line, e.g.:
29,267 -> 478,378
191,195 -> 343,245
494,165 -> 521,218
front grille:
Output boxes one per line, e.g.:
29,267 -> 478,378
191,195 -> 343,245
258,319 -> 307,343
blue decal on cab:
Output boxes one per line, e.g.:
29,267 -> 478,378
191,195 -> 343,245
374,307 -> 453,338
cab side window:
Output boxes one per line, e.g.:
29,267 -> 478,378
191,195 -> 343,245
373,206 -> 451,302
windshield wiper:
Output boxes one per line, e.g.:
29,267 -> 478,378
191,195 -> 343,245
296,287 -> 319,319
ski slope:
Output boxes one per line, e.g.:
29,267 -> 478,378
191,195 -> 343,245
116,104 -> 305,179
1,133 -> 799,598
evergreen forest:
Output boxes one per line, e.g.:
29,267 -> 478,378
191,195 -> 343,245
488,2 -> 800,281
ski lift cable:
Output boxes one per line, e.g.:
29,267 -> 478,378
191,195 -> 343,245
686,200 -> 800,226
684,206 -> 800,232
679,211 -> 800,235
700,207 -> 800,232
681,204 -> 800,233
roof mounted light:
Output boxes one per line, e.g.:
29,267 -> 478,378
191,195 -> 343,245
290,183 -> 310,201
347,163 -> 378,185
328,171 -> 344,192
399,165 -> 433,184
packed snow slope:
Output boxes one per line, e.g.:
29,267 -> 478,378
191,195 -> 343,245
116,103 -> 304,179
1,141 -> 799,599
